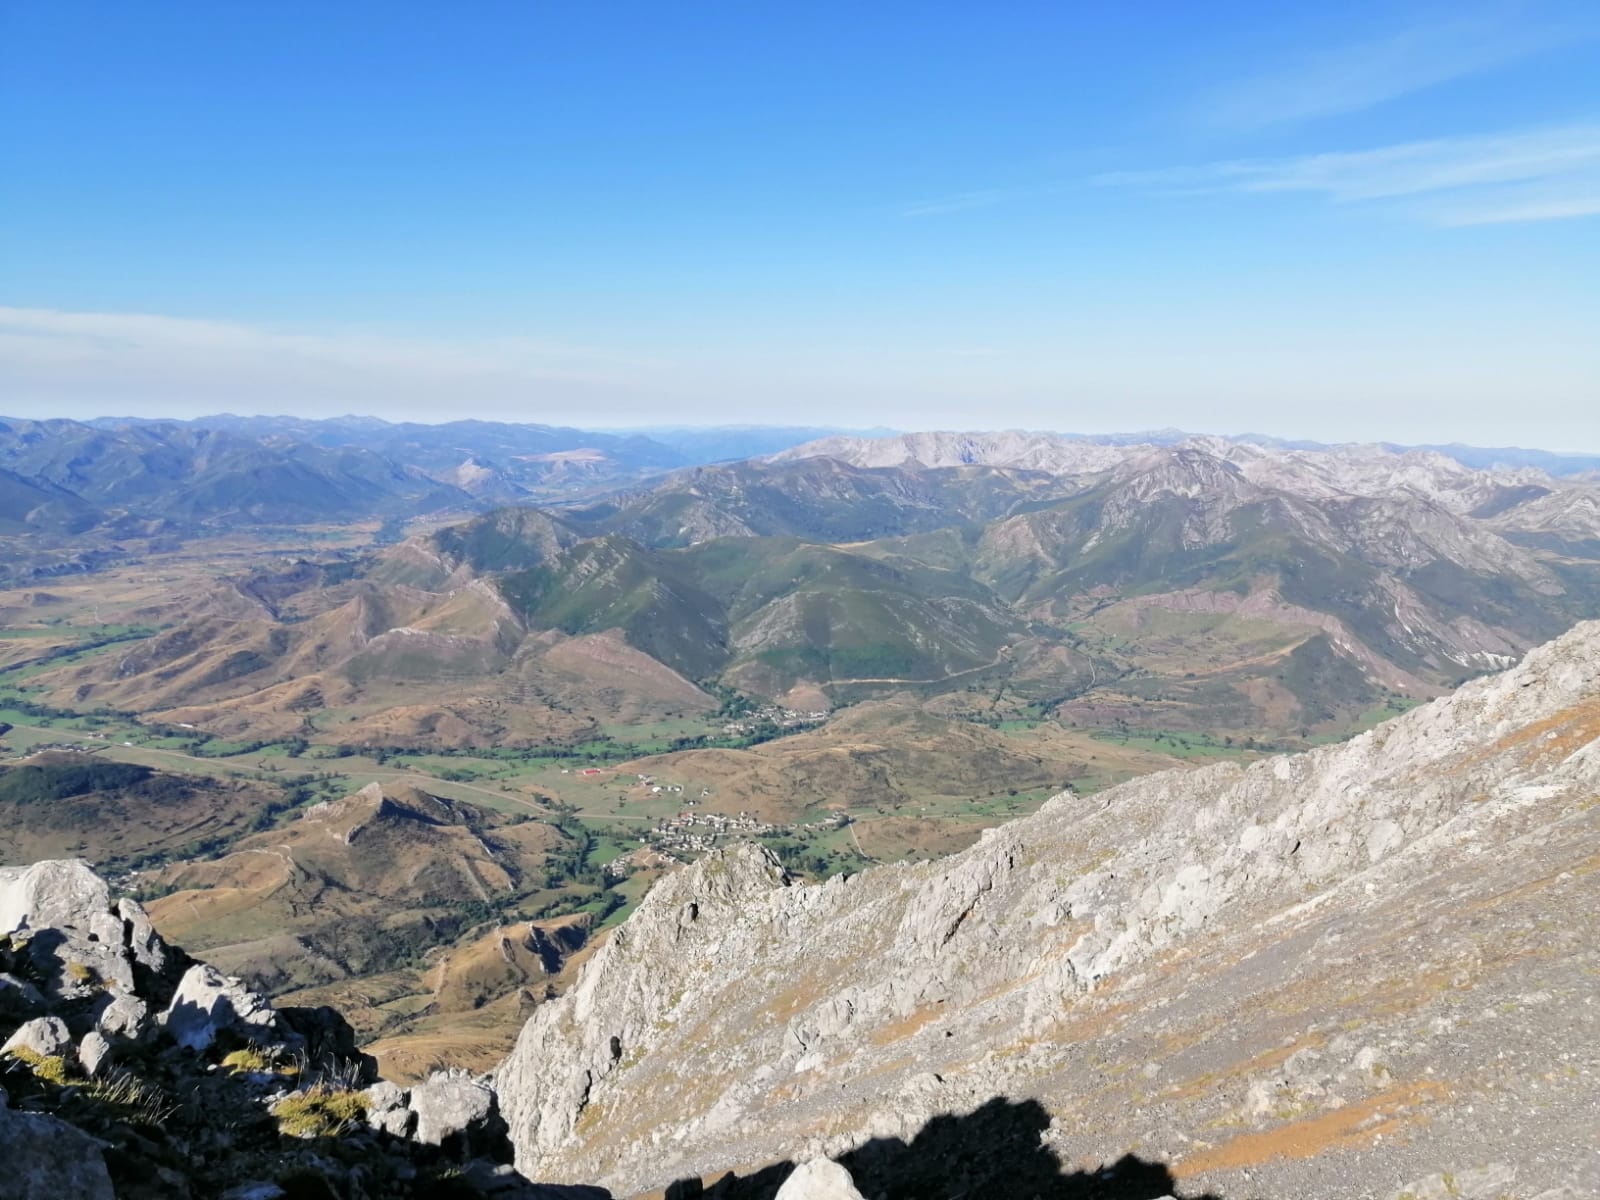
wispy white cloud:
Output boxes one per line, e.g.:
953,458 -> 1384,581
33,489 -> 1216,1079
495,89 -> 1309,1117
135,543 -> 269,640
899,181 -> 1085,219
901,189 -> 1015,218
0,306 -> 652,376
1096,123 -> 1600,225
1199,5 -> 1593,130
0,306 -> 669,418
1437,188 -> 1600,224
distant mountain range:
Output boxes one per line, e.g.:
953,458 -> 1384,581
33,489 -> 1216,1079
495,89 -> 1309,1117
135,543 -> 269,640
0,415 -> 861,535
0,416 -> 888,584
4,415 -> 1595,543
32,428 -> 1600,753
3,415 -> 1595,549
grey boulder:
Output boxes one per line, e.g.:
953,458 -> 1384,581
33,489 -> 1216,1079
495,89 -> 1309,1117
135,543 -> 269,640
78,1029 -> 113,1078
95,993 -> 151,1040
162,963 -> 281,1052
774,1159 -> 865,1200
2,1015 -> 72,1060
0,859 -> 110,935
362,1079 -> 414,1138
409,1068 -> 499,1151
0,1092 -> 116,1200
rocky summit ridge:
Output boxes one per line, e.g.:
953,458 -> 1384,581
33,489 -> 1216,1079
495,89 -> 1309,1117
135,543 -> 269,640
0,857 -> 604,1199
494,620 -> 1600,1199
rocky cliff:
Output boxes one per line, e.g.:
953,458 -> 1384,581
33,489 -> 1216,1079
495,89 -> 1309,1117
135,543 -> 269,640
0,858 -> 604,1199
496,622 -> 1600,1199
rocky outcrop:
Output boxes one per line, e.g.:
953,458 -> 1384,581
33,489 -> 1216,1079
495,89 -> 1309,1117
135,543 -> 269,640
0,858 -> 608,1199
0,858 -> 113,933
361,1069 -> 505,1155
409,1068 -> 501,1152
772,1159 -> 864,1200
162,962 -> 281,1052
497,621 -> 1600,1198
1,1015 -> 70,1060
0,1088 -> 116,1200
0,859 -> 177,1010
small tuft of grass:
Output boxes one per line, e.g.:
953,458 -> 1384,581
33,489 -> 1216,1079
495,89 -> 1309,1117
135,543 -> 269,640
221,1047 -> 276,1074
66,961 -> 96,985
271,1084 -> 369,1138
84,1068 -> 178,1126
6,1046 -> 72,1085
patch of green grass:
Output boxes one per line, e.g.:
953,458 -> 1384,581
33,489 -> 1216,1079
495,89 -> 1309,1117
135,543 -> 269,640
5,1046 -> 72,1085
597,872 -> 656,930
272,1084 -> 369,1138
220,1047 -> 277,1074
1088,728 -> 1249,760
588,836 -> 630,866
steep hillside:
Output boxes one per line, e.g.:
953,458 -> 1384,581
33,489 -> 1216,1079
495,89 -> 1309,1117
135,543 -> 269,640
29,563 -> 709,747
136,781 -> 606,1073
567,457 -> 1072,545
375,507 -> 585,589
499,536 -> 731,684
0,465 -> 104,535
146,782 -> 567,991
0,752 -> 287,871
611,704 -> 1118,827
0,417 -> 470,525
496,621 -> 1600,1199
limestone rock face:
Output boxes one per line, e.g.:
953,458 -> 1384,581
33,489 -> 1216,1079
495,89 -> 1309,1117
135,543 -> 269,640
162,963 -> 282,1052
497,843 -> 791,1176
95,993 -> 151,1040
2,1015 -> 71,1059
0,1092 -> 116,1200
409,1068 -> 500,1152
78,1028 -> 112,1077
363,1079 -> 414,1138
496,620 -> 1600,1199
117,897 -> 171,975
774,1159 -> 865,1200
0,858 -> 185,1016
0,858 -> 111,935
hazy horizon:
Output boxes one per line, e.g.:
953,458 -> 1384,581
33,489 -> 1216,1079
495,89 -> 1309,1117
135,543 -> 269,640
3,407 -> 1597,459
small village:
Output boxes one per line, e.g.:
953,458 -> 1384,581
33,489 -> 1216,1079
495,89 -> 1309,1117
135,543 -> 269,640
606,807 -> 849,869
719,704 -> 829,736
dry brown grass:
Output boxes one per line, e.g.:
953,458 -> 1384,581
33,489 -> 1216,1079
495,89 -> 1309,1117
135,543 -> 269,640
1173,1081 -> 1450,1177
1470,700 -> 1600,769
1158,1032 -> 1328,1104
868,1004 -> 943,1047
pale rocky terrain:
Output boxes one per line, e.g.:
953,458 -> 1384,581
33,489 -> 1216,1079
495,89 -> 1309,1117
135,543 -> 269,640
776,428 -> 1600,551
495,621 -> 1600,1199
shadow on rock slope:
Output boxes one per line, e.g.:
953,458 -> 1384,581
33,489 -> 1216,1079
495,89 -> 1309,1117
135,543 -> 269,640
665,1096 -> 1220,1200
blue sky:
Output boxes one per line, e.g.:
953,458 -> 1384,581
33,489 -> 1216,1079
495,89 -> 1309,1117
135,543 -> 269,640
2,1 -> 1596,448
